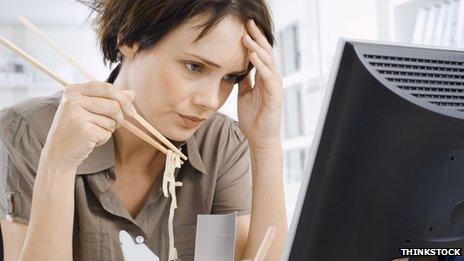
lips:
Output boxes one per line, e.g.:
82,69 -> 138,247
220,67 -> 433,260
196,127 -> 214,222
178,113 -> 205,128
179,114 -> 205,122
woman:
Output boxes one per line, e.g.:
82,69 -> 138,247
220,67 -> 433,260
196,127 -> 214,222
0,0 -> 287,260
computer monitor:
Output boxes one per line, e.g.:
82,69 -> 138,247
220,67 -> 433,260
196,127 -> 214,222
283,39 -> 464,261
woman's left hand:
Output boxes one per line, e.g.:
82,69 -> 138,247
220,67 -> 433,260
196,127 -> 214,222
237,19 -> 283,150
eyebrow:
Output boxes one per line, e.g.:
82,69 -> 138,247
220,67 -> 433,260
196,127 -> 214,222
181,52 -> 248,75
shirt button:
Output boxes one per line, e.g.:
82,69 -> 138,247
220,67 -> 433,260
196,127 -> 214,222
135,235 -> 144,244
5,214 -> 13,222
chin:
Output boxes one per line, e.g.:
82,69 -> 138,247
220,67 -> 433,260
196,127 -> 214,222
158,115 -> 204,142
162,127 -> 195,142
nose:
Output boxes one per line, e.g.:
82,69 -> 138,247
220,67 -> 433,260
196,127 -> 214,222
192,80 -> 221,110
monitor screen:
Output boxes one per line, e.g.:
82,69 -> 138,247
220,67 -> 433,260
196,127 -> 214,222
283,39 -> 464,261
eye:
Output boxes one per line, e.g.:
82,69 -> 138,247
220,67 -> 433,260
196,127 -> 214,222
235,74 -> 246,83
185,62 -> 204,73
224,74 -> 239,84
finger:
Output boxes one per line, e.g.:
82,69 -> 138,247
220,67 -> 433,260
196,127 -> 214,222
78,96 -> 126,126
121,90 -> 136,101
85,121 -> 112,147
73,82 -> 136,117
243,33 -> 276,71
247,19 -> 273,54
249,52 -> 273,83
238,73 -> 253,97
84,111 -> 117,132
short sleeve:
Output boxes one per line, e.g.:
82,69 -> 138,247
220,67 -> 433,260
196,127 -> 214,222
211,118 -> 252,216
0,107 -> 43,224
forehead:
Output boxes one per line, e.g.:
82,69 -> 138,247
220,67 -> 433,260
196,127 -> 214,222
158,14 -> 249,71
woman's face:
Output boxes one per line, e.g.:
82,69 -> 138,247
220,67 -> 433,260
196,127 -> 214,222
116,14 -> 250,142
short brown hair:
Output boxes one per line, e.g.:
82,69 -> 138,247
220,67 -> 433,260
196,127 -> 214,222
79,0 -> 275,77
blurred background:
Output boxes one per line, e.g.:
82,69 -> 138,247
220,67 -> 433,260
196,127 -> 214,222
1,0 -> 461,223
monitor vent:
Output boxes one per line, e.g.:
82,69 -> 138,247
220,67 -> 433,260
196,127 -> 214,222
364,54 -> 464,111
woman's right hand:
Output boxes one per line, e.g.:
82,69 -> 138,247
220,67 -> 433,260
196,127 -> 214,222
41,81 -> 136,170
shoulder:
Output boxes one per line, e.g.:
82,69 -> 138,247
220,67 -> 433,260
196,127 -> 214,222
194,112 -> 247,147
192,112 -> 250,173
0,90 -> 62,145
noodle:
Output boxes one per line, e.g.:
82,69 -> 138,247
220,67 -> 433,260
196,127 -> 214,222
162,149 -> 183,261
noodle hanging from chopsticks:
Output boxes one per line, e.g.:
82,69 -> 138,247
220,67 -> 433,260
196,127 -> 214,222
162,150 -> 183,261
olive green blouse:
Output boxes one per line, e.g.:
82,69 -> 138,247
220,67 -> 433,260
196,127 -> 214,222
0,89 -> 252,261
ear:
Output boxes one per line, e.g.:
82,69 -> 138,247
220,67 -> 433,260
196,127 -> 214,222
119,44 -> 139,60
117,34 -> 140,60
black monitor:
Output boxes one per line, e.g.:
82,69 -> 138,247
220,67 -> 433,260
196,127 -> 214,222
283,39 -> 464,261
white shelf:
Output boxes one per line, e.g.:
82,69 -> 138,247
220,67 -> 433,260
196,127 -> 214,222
388,0 -> 460,44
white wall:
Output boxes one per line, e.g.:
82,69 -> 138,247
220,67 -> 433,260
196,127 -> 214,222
0,0 -> 89,25
318,0 -> 380,79
0,0 -> 110,108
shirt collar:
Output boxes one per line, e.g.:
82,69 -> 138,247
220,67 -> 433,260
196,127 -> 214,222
75,134 -> 208,176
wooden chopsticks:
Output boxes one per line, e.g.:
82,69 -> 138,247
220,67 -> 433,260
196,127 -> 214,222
18,16 -> 187,161
0,16 -> 188,162
0,36 -> 67,86
0,36 -> 183,163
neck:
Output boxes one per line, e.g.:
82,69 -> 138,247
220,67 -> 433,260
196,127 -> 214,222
113,123 -> 163,167
111,64 -> 161,166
